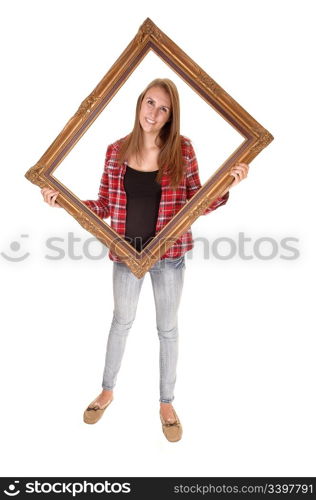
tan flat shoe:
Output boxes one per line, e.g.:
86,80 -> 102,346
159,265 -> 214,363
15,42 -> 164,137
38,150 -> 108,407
160,408 -> 183,442
83,397 -> 113,424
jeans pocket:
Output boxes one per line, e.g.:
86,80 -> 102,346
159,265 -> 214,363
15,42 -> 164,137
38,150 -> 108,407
165,255 -> 185,270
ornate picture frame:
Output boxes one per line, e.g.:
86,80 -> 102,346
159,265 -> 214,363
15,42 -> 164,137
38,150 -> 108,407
25,17 -> 274,278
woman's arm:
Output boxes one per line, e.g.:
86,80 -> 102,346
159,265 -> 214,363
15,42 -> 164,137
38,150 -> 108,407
186,141 -> 229,215
81,145 -> 111,219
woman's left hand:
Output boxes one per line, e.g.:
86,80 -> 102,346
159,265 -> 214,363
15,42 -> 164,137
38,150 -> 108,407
222,162 -> 249,196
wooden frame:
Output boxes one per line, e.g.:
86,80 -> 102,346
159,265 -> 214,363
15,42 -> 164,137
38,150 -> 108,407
25,17 -> 273,278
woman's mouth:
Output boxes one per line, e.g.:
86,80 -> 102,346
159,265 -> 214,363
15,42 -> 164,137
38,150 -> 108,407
145,118 -> 155,124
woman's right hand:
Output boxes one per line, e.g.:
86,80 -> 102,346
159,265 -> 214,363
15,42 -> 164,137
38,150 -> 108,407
41,187 -> 61,207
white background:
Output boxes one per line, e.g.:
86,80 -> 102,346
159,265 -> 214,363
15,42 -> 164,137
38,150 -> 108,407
1,0 -> 315,478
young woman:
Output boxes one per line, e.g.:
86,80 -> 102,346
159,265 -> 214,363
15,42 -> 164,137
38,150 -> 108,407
41,78 -> 249,442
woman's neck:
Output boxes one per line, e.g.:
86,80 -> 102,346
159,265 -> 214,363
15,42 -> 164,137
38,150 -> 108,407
142,133 -> 161,150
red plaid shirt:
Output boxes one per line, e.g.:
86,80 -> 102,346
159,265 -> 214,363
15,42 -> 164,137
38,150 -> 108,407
82,135 -> 229,262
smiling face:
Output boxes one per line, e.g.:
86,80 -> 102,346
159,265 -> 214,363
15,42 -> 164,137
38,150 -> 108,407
139,86 -> 172,138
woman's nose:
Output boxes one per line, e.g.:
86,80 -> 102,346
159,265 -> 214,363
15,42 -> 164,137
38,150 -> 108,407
150,107 -> 159,119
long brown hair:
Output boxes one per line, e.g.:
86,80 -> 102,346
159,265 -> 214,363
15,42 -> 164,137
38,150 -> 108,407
117,78 -> 184,188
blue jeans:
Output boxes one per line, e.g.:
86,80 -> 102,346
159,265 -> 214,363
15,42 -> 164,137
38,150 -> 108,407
102,255 -> 186,403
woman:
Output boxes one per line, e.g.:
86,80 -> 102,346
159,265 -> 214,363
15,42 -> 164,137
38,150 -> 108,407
41,78 -> 249,442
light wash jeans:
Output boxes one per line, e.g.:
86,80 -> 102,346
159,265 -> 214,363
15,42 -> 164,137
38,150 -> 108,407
102,255 -> 186,403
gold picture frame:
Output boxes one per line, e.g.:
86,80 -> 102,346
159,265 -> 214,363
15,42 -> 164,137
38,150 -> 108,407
25,17 -> 273,278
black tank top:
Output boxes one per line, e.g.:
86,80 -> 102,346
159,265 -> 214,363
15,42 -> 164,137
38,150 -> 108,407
124,165 -> 162,252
